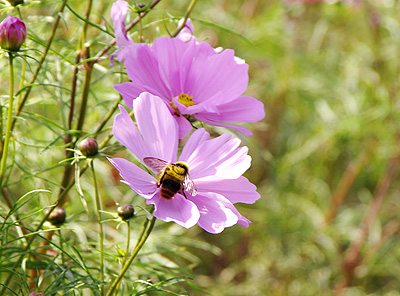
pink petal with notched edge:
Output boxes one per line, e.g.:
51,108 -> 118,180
111,0 -> 133,59
237,215 -> 252,228
147,192 -> 200,228
151,37 -> 195,95
185,47 -> 249,105
107,157 -> 157,199
113,105 -> 148,161
186,134 -> 251,180
198,96 -> 265,122
189,192 -> 240,234
133,93 -> 178,163
113,93 -> 178,162
179,128 -> 210,162
124,43 -> 173,99
194,176 -> 260,204
113,82 -> 151,109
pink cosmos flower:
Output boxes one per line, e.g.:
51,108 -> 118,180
111,1 -> 265,138
108,92 -> 260,234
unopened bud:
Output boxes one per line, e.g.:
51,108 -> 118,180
78,137 -> 98,156
7,0 -> 24,6
0,16 -> 26,51
47,207 -> 66,226
133,3 -> 147,13
118,204 -> 135,220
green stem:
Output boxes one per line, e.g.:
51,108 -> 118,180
11,0 -> 68,133
58,229 -> 65,266
91,160 -> 105,295
76,46 -> 93,132
116,221 -> 131,293
172,0 -> 198,37
138,13 -> 143,43
0,53 -> 15,186
106,210 -> 156,296
122,221 -> 130,268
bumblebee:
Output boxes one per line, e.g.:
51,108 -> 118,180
143,157 -> 197,200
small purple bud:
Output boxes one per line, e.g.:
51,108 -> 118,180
0,16 -> 26,51
78,137 -> 98,156
47,207 -> 66,226
118,204 -> 135,220
133,3 -> 148,13
7,0 -> 24,6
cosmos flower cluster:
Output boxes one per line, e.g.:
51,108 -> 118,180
109,0 -> 265,234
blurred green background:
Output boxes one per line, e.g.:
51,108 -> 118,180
1,0 -> 400,295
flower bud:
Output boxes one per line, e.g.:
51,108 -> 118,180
7,0 -> 24,6
47,207 -> 66,226
118,204 -> 135,220
133,3 -> 147,13
78,137 -> 98,156
0,16 -> 26,51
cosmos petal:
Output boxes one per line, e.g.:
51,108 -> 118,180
179,128 -> 210,162
151,37 -> 194,96
113,104 -> 148,161
195,176 -> 260,204
177,18 -> 195,42
107,157 -> 157,199
124,42 -> 173,99
187,134 -> 251,180
147,192 -> 200,228
185,47 -> 249,104
237,215 -> 252,228
111,0 -> 132,48
174,115 -> 193,139
113,82 -> 150,109
189,192 -> 240,234
133,93 -> 178,163
202,96 -> 265,122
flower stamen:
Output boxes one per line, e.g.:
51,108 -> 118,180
170,93 -> 195,114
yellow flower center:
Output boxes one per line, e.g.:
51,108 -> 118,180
170,93 -> 195,114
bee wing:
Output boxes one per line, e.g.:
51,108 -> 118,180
143,157 -> 169,175
183,174 -> 197,196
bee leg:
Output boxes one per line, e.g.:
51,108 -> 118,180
181,190 -> 188,199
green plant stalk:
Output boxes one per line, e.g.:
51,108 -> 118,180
91,160 -> 105,296
94,95 -> 122,135
58,229 -> 65,266
138,13 -> 143,43
81,0 -> 93,46
106,210 -> 156,296
172,0 -> 198,37
16,6 -> 27,111
116,221 -> 131,294
76,49 -> 93,132
0,53 -> 15,186
10,0 -> 68,133
122,221 -> 130,268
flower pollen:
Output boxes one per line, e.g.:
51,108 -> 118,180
170,93 -> 195,114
